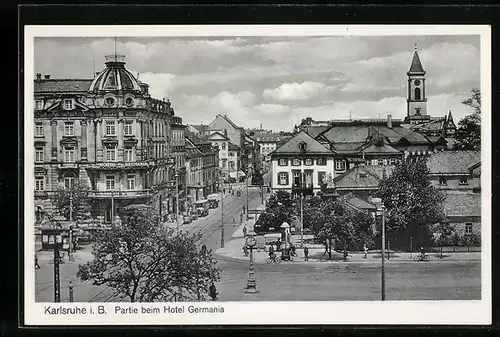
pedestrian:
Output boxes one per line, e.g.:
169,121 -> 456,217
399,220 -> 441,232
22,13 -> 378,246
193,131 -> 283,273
304,246 -> 309,261
268,244 -> 274,259
323,242 -> 328,256
243,226 -> 247,237
223,188 -> 226,194
240,212 -> 244,223
201,243 -> 207,255
209,283 -> 218,301
363,243 -> 368,259
34,254 -> 40,269
420,245 -> 425,258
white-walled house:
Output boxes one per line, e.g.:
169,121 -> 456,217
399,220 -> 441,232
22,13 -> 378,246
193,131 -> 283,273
270,131 -> 335,197
206,131 -> 229,173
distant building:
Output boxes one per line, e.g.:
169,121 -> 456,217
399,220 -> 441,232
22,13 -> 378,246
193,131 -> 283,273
270,131 -> 334,197
251,132 -> 292,172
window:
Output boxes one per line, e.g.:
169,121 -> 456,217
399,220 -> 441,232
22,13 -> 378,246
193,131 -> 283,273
64,122 -> 74,136
389,158 -> 397,165
106,175 -> 115,190
465,223 -> 473,235
377,159 -> 384,166
305,171 -> 313,187
35,100 -> 43,110
335,160 -> 346,171
359,173 -> 367,181
35,147 -> 44,162
414,88 -> 421,101
229,152 -> 235,157
105,97 -> 115,107
459,176 -> 468,185
105,120 -> 116,136
221,143 -> 226,150
293,171 -> 301,186
63,99 -> 74,110
318,171 -> 326,185
127,175 -> 135,190
125,148 -> 134,162
304,158 -> 313,166
229,161 -> 235,169
35,177 -> 45,191
278,158 -> 287,166
439,177 -> 447,186
64,146 -> 75,162
292,158 -> 301,166
124,121 -> 133,135
278,172 -> 289,185
415,108 -> 421,115
105,146 -> 116,161
222,159 -> 227,169
64,177 -> 75,189
35,122 -> 44,137
125,97 -> 134,107
317,158 -> 326,166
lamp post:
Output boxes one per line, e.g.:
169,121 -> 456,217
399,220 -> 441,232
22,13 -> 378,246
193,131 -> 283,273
175,172 -> 180,233
220,169 -> 225,248
300,193 -> 304,248
53,231 -> 63,302
245,231 -> 258,293
377,204 -> 386,301
68,192 -> 74,261
246,164 -> 250,221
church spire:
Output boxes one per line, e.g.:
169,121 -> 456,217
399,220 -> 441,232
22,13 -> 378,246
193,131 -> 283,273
408,44 -> 426,75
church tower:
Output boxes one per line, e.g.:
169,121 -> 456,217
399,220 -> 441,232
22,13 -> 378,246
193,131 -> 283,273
406,44 -> 428,122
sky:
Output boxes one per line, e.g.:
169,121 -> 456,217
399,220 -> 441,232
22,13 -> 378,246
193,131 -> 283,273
34,35 -> 480,131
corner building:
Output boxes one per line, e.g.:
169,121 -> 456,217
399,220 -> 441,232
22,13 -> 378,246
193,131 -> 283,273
34,55 -> 177,222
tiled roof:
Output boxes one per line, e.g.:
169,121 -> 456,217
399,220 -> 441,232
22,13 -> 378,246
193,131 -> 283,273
443,193 -> 481,217
188,135 -> 210,146
331,142 -> 365,153
411,120 -> 444,132
333,165 -> 393,189
253,132 -> 288,143
302,126 -> 330,138
408,50 -> 425,73
273,131 -> 332,154
320,125 -> 369,143
190,124 -> 210,133
34,79 -> 93,93
228,142 -> 240,151
427,150 -> 480,174
343,194 -> 378,211
359,139 -> 402,155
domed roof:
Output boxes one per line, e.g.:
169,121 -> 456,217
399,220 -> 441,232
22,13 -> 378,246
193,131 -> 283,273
89,55 -> 141,93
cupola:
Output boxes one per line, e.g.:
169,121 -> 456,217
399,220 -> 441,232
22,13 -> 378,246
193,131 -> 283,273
88,54 -> 141,93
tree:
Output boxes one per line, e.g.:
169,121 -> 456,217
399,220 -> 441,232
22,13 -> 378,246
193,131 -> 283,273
77,205 -> 220,302
52,179 -> 94,222
254,191 -> 297,232
378,157 -> 447,249
431,221 -> 454,258
454,88 -> 481,151
349,211 -> 376,251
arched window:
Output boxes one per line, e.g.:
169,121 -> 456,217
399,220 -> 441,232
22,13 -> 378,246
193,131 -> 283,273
414,87 -> 421,100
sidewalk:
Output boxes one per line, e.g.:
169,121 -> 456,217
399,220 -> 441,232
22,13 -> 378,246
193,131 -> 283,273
215,236 -> 482,264
35,241 -> 94,264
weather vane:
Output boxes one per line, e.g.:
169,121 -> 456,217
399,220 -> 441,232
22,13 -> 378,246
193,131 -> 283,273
414,42 -> 418,51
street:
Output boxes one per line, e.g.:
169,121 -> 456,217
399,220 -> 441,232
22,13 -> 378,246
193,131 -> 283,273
34,175 -> 481,303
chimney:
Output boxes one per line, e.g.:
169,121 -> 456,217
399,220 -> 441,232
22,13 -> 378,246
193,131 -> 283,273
387,114 -> 392,128
36,73 -> 41,81
44,74 -> 50,79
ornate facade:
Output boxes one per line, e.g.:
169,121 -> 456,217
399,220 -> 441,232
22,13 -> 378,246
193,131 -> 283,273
34,54 -> 179,222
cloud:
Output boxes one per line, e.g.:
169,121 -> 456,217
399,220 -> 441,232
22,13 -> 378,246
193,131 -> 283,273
130,72 -> 176,100
262,81 -> 335,101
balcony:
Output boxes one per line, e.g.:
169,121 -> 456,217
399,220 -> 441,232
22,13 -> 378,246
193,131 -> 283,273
291,182 -> 314,193
88,189 -> 152,199
86,158 -> 175,171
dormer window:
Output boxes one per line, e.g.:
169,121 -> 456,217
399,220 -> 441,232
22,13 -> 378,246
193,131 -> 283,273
299,141 -> 307,151
63,99 -> 74,110
125,97 -> 134,107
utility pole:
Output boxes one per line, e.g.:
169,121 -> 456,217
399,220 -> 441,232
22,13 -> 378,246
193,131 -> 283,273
69,192 -> 73,259
381,205 -> 386,301
300,193 -> 304,247
53,232 -> 61,302
220,170 -> 225,248
176,172 -> 180,233
246,164 -> 249,220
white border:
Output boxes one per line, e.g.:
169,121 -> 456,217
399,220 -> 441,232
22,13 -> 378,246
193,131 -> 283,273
24,25 -> 492,326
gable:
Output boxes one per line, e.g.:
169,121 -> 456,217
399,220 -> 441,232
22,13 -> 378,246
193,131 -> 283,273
334,166 -> 382,189
274,131 -> 332,154
207,131 -> 229,141
360,140 -> 402,155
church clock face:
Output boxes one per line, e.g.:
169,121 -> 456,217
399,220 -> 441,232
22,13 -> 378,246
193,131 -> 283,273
414,79 -> 421,86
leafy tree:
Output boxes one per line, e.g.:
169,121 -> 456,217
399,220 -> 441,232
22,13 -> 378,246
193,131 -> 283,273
255,191 -> 297,232
52,179 -> 94,222
454,88 -> 481,151
349,211 -> 375,251
77,205 -> 220,302
378,157 -> 447,249
430,221 -> 454,258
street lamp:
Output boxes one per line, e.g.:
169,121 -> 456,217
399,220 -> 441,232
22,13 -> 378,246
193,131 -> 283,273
245,230 -> 258,293
175,171 -> 180,233
300,193 -> 304,248
375,201 -> 386,301
220,168 -> 225,248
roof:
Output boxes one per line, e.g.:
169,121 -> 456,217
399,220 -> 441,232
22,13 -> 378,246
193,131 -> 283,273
34,79 -> 93,93
187,135 -> 210,146
207,131 -> 229,141
217,114 -> 241,131
408,50 -> 426,74
427,151 -> 481,174
252,132 -> 288,143
343,194 -> 378,211
190,124 -> 211,133
273,130 -> 332,155
302,125 -> 330,138
333,165 -> 393,190
359,139 -> 402,155
320,125 -> 369,143
228,142 -> 240,151
443,193 -> 481,217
